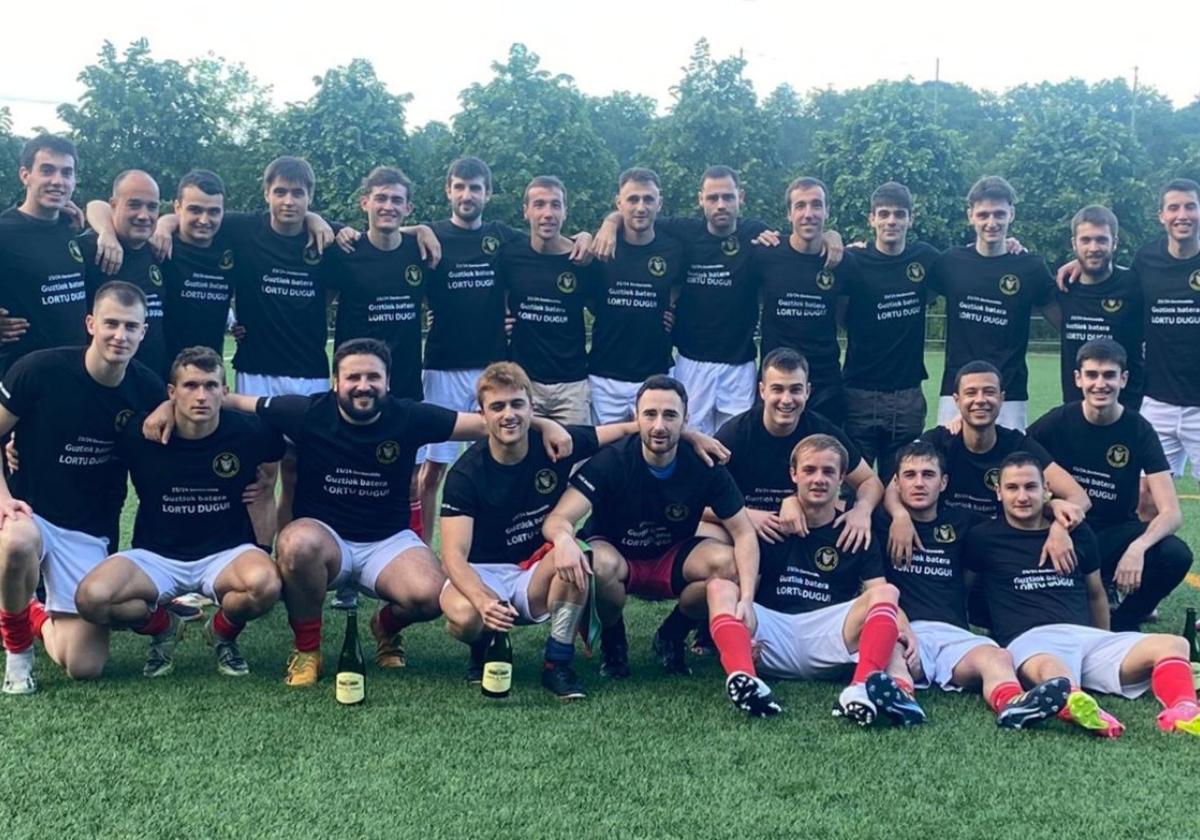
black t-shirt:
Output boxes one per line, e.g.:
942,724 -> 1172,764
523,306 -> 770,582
423,220 -> 522,371
1135,239 -> 1200,406
78,231 -> 170,380
756,520 -> 885,614
750,241 -> 847,391
0,347 -> 165,543
500,240 -> 598,384
920,425 -> 1055,518
588,233 -> 684,382
1027,402 -> 1169,530
162,232 -> 237,360
329,236 -> 426,400
570,435 -> 744,560
715,407 -> 863,513
874,506 -> 979,628
256,392 -> 457,541
963,518 -> 1101,646
0,207 -> 87,375
842,242 -> 940,390
1055,267 -> 1144,405
226,212 -> 332,379
659,217 -> 769,364
930,247 -> 1054,400
441,426 -> 601,565
119,409 -> 285,560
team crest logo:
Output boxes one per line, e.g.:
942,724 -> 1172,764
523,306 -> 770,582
148,264 -> 163,287
1189,270 -> 1200,293
114,409 -> 134,432
999,275 -> 1021,296
933,524 -> 957,544
815,270 -> 835,291
219,249 -> 235,271
68,240 -> 84,264
647,256 -> 667,278
212,452 -> 240,478
535,468 -> 558,495
1106,444 -> 1130,469
376,440 -> 400,465
906,262 -> 925,283
721,236 -> 740,257
815,546 -> 839,572
984,468 -> 1000,492
556,272 -> 577,294
481,235 -> 500,256
405,264 -> 422,287
302,245 -> 321,266
1101,298 -> 1123,314
665,503 -> 689,522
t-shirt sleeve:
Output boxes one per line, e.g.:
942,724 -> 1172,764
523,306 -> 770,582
1137,416 -> 1171,475
566,425 -> 601,464
253,418 -> 287,464
741,218 -> 770,239
0,355 -> 41,417
919,425 -> 951,455
714,415 -> 739,450
1024,408 -> 1055,450
495,222 -> 524,245
1017,433 -> 1055,470
115,412 -> 146,458
408,402 -> 460,446
255,394 -> 312,440
1073,524 -> 1101,576
569,447 -> 614,503
1030,258 -> 1054,307
857,540 -> 887,582
926,253 -> 947,296
440,465 -> 477,518
707,465 -> 746,520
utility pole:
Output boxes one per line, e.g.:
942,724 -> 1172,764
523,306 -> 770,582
1131,65 -> 1139,134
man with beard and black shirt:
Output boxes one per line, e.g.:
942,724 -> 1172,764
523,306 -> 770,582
1028,339 -> 1191,631
711,348 -> 882,551
500,176 -> 598,425
875,441 -> 1069,728
750,177 -> 851,424
75,347 -> 284,679
964,453 -> 1200,738
79,170 -> 170,380
587,168 -> 683,423
0,135 -> 86,377
841,183 -> 942,480
0,282 -> 164,694
704,434 -> 925,726
543,375 -> 757,678
931,176 -> 1057,431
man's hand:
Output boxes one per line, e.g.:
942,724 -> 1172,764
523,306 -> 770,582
942,415 -> 963,434
662,307 -> 676,333
750,229 -> 781,247
887,511 -> 922,567
4,433 -> 17,471
821,230 -> 844,268
413,224 -> 442,268
569,232 -> 594,266
777,495 -> 809,537
590,219 -> 619,261
834,505 -> 872,552
306,215 -> 335,256
504,310 -> 515,337
1114,544 -> 1146,594
150,215 -> 178,260
538,421 -> 574,462
478,597 -> 518,632
553,540 -> 593,592
230,322 -> 246,344
61,200 -> 85,230
95,227 -> 125,275
142,400 -> 176,444
1056,259 -> 1082,292
1047,498 -> 1086,531
734,597 -> 758,637
1040,521 -> 1077,575
746,508 -> 786,544
241,465 -> 272,505
682,430 -> 729,467
1004,237 -> 1027,255
335,226 -> 361,254
0,497 -> 33,528
0,309 -> 30,344
897,630 -> 921,673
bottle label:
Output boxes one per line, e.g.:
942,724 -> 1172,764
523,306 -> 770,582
336,672 -> 365,704
481,662 -> 512,693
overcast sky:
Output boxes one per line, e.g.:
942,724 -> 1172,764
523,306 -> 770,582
3,0 -> 1196,135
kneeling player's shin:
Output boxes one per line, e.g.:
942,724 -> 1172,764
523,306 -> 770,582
851,603 -> 899,684
545,600 -> 583,665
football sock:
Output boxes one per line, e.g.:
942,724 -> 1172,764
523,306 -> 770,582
893,676 -> 915,695
709,614 -> 756,677
989,681 -> 1023,714
657,605 -> 696,643
212,609 -> 245,642
601,618 -> 627,650
0,605 -> 33,654
290,617 -> 322,652
134,605 -> 171,637
544,638 -> 575,666
408,500 -> 423,540
1151,657 -> 1196,709
376,605 -> 407,637
549,600 -> 583,646
851,603 -> 899,684
28,600 -> 48,641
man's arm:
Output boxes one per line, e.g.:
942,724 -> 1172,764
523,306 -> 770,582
721,507 -> 760,634
834,461 -> 885,552
1114,471 -> 1183,594
1085,570 -> 1110,630
1038,299 -> 1062,331
882,478 -> 922,565
439,514 -> 515,631
1044,462 -> 1091,519
0,405 -> 31,524
542,486 -> 594,591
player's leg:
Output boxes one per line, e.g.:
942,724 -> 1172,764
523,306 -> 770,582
439,580 -> 490,683
417,459 -> 447,544
674,356 -> 718,436
842,387 -> 884,477
274,518 -> 342,686
879,387 -> 927,484
589,539 -> 631,678
526,551 -> 588,700
712,361 -> 757,435
0,516 -> 44,693
277,450 -> 299,530
206,547 -> 281,677
705,578 -> 781,717
366,535 -> 446,668
1114,633 -> 1200,735
995,399 -> 1027,432
38,615 -> 110,682
407,465 -> 425,543
1099,520 -> 1192,631
1140,397 -> 1186,477
1012,627 -> 1123,737
835,584 -> 925,726
652,537 -> 735,674
935,395 -> 958,427
948,641 -> 1068,729
75,554 -> 179,678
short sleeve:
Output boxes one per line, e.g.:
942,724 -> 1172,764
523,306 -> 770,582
1030,259 -> 1054,307
0,354 -> 42,417
857,540 -> 887,582
707,465 -> 746,520
252,418 -> 287,464
570,447 -> 616,503
440,465 -> 478,518
1017,433 -> 1055,470
255,394 -> 312,441
406,401 -> 460,446
1137,416 -> 1171,476
566,425 -> 600,464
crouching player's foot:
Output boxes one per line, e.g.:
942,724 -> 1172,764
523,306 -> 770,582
2,649 -> 36,695
370,607 -> 407,669
726,671 -> 782,717
142,609 -> 184,679
542,663 -> 587,701
285,649 -> 322,687
599,621 -> 631,679
866,671 -> 926,726
466,637 -> 487,684
994,677 -> 1070,730
203,612 -> 250,677
1061,689 -> 1125,738
1,600 -> 44,695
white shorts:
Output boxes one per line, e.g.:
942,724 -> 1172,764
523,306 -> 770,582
121,544 -> 259,602
751,601 -> 856,679
445,563 -> 549,624
235,373 -> 328,399
1139,396 -> 1200,479
314,521 -> 426,599
675,355 -> 756,436
937,396 -> 1027,431
588,375 -> 639,424
1006,622 -> 1150,699
33,515 -> 110,615
912,619 -> 998,691
420,368 -> 484,465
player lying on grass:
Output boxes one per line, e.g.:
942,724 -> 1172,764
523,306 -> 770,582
963,452 -> 1200,738
706,433 -> 925,725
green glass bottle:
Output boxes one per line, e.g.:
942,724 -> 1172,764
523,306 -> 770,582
335,610 -> 366,706
1184,607 -> 1200,689
481,605 -> 513,699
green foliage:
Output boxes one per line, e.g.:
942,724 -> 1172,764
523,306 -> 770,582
588,91 -> 657,171
406,121 -> 459,224
0,106 -> 21,208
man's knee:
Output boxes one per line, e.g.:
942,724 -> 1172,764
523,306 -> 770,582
239,559 -> 283,609
863,583 -> 900,607
74,576 -> 117,623
275,522 -> 332,576
590,544 -> 624,583
705,576 -> 739,609
0,520 -> 42,569
440,586 -> 481,639
689,542 -> 736,581
1155,537 -> 1194,578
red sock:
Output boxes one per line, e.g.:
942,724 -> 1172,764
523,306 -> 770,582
409,501 -> 423,540
893,676 -> 914,695
1151,657 -> 1197,709
28,600 -> 48,641
989,681 -> 1023,714
134,605 -> 171,637
851,603 -> 899,684
212,609 -> 245,642
290,617 -> 322,652
0,605 -> 33,653
710,614 -> 756,677
377,606 -> 407,637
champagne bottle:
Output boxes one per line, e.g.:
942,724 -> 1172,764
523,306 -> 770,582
1183,607 -> 1200,689
335,609 -> 366,706
481,605 -> 513,699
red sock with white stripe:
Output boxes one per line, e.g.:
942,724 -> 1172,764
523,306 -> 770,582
212,609 -> 245,642
851,603 -> 899,684
710,614 -> 756,677
989,681 -> 1023,714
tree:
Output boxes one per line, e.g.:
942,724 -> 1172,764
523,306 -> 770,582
406,120 -> 459,223
588,91 -> 657,170
0,106 -> 22,208
452,44 -> 617,229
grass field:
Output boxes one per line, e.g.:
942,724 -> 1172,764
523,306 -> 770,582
3,352 -> 1200,839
